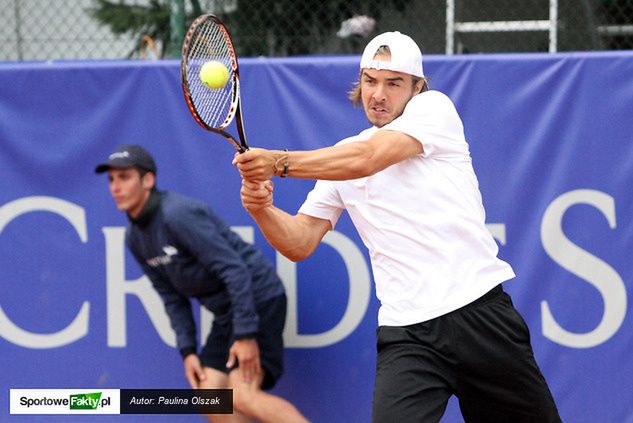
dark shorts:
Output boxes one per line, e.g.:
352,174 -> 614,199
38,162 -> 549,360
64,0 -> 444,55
372,285 -> 562,423
199,294 -> 286,390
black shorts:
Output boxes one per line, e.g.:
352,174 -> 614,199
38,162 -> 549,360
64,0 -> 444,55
199,294 -> 286,390
372,285 -> 561,423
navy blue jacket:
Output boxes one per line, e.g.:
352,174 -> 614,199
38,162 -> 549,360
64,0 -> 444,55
126,190 -> 285,356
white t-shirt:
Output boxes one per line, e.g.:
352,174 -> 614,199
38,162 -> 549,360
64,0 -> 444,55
298,90 -> 516,327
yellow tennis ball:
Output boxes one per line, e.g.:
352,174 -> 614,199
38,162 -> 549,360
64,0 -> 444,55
199,61 -> 229,89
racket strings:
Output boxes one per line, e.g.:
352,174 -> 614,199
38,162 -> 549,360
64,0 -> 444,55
185,20 -> 236,129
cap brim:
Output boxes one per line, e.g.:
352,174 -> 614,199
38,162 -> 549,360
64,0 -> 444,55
95,163 -> 111,173
94,158 -> 136,174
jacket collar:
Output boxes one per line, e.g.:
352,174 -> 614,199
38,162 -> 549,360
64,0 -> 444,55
129,190 -> 161,227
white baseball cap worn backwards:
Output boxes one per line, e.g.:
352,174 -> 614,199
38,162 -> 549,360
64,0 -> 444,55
360,31 -> 424,77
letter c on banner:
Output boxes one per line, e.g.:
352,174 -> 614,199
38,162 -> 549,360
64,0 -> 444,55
0,196 -> 90,348
540,189 -> 626,348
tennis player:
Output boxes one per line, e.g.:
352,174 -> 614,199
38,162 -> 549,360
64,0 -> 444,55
233,32 -> 561,422
95,145 -> 308,423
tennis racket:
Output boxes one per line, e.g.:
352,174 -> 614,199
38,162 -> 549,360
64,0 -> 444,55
181,14 -> 249,153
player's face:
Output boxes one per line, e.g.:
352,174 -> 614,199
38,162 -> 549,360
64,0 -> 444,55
360,66 -> 421,128
108,168 -> 153,218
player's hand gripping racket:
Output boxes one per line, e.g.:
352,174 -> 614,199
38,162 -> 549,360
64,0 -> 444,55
181,14 -> 249,153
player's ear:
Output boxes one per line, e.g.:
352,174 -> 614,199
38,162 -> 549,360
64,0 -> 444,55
414,78 -> 424,94
141,171 -> 156,190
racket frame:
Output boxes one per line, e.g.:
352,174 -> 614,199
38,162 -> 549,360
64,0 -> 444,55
181,14 -> 249,153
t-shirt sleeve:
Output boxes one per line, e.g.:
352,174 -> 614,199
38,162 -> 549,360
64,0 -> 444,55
383,91 -> 468,159
298,179 -> 345,229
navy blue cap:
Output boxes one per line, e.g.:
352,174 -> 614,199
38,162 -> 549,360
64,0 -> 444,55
95,144 -> 157,174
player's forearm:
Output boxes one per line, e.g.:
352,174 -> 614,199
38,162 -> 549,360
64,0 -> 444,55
274,131 -> 422,180
275,143 -> 376,181
248,206 -> 318,262
234,135 -> 399,182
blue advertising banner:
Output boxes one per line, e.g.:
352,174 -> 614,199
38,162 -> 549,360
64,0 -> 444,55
1,51 -> 632,422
